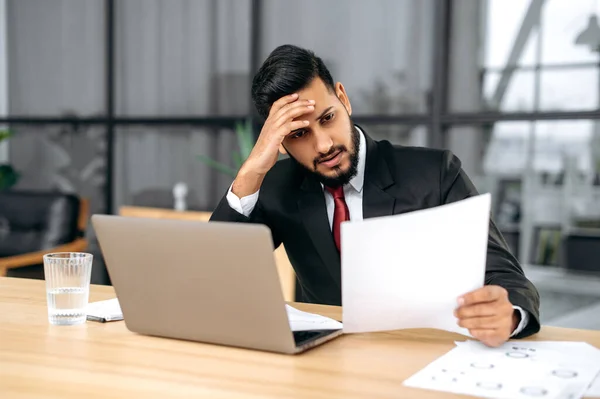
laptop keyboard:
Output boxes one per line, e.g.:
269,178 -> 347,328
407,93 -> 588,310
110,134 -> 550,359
293,330 -> 338,347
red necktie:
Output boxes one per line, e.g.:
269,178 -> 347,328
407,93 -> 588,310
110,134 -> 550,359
325,186 -> 350,251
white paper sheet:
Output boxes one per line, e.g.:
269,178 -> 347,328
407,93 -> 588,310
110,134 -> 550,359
456,339 -> 600,398
587,373 -> 600,398
341,193 -> 491,335
404,340 -> 600,399
285,305 -> 343,332
86,299 -> 343,332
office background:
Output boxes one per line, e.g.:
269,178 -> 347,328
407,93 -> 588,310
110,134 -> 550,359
1,0 -> 600,329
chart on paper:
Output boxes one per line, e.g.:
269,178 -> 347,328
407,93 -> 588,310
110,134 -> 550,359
404,340 -> 600,399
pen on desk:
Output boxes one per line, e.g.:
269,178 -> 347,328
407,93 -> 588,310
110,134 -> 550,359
86,315 -> 107,323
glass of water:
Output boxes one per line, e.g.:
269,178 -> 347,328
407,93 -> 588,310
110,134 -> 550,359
43,252 -> 93,325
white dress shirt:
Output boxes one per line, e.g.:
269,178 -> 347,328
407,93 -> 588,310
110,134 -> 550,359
226,127 -> 529,337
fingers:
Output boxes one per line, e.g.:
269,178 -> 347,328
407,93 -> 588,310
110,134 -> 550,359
457,315 -> 505,330
276,97 -> 314,116
470,329 -> 507,347
270,93 -> 300,114
455,286 -> 515,347
455,301 -> 513,319
269,95 -> 314,121
273,101 -> 314,128
459,285 -> 507,306
285,120 -> 310,132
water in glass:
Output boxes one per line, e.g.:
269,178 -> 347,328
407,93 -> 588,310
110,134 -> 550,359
44,252 -> 93,325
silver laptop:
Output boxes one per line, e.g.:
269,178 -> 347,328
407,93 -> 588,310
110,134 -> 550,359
91,215 -> 342,354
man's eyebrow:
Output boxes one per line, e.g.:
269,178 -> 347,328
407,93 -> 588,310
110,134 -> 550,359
315,106 -> 334,121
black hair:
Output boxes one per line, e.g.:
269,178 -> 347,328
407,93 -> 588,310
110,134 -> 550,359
251,44 -> 335,120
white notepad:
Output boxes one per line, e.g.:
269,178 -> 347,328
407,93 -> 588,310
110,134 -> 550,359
86,298 -> 123,322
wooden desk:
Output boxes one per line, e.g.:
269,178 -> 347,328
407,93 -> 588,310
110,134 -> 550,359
2,277 -> 600,399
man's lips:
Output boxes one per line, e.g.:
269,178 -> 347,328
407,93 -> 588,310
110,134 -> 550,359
318,150 -> 343,167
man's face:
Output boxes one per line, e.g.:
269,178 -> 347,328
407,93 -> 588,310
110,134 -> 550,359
281,78 -> 359,187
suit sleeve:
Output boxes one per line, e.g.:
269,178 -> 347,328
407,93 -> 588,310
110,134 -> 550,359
439,150 -> 541,338
209,185 -> 283,250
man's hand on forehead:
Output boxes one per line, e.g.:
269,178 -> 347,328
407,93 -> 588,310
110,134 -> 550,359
232,93 -> 316,198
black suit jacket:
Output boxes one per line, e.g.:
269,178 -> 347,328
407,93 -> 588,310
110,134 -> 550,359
210,129 -> 541,338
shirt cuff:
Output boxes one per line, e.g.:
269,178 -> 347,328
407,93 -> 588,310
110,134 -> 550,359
510,306 -> 530,337
225,183 -> 259,217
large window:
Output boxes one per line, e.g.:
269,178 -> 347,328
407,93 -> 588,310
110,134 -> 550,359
6,0 -> 105,117
115,0 -> 252,117
468,0 -> 600,272
2,0 -> 435,217
261,0 -> 433,116
3,0 -> 600,277
481,0 -> 600,113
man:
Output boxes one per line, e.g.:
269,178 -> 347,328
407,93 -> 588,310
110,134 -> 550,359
210,44 -> 540,346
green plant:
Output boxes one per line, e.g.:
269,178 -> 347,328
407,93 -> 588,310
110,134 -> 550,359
0,130 -> 19,190
196,119 -> 255,177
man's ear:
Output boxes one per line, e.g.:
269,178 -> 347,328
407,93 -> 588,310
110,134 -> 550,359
335,82 -> 352,116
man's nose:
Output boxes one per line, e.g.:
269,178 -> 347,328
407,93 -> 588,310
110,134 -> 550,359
314,129 -> 334,155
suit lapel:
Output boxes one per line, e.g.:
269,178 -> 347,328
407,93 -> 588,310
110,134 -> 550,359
361,131 -> 396,219
293,129 -> 395,287
363,181 -> 396,219
297,176 -> 341,287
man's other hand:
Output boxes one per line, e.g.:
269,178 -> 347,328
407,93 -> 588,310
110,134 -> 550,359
454,285 -> 520,347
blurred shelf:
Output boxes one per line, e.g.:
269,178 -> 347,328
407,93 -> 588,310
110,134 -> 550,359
524,264 -> 600,297
565,227 -> 600,237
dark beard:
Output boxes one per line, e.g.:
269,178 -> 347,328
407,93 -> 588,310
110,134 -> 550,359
288,125 -> 360,188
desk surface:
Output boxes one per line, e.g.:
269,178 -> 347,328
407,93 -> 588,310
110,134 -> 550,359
2,277 -> 600,399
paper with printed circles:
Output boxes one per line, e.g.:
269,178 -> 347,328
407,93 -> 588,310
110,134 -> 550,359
404,340 -> 600,399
